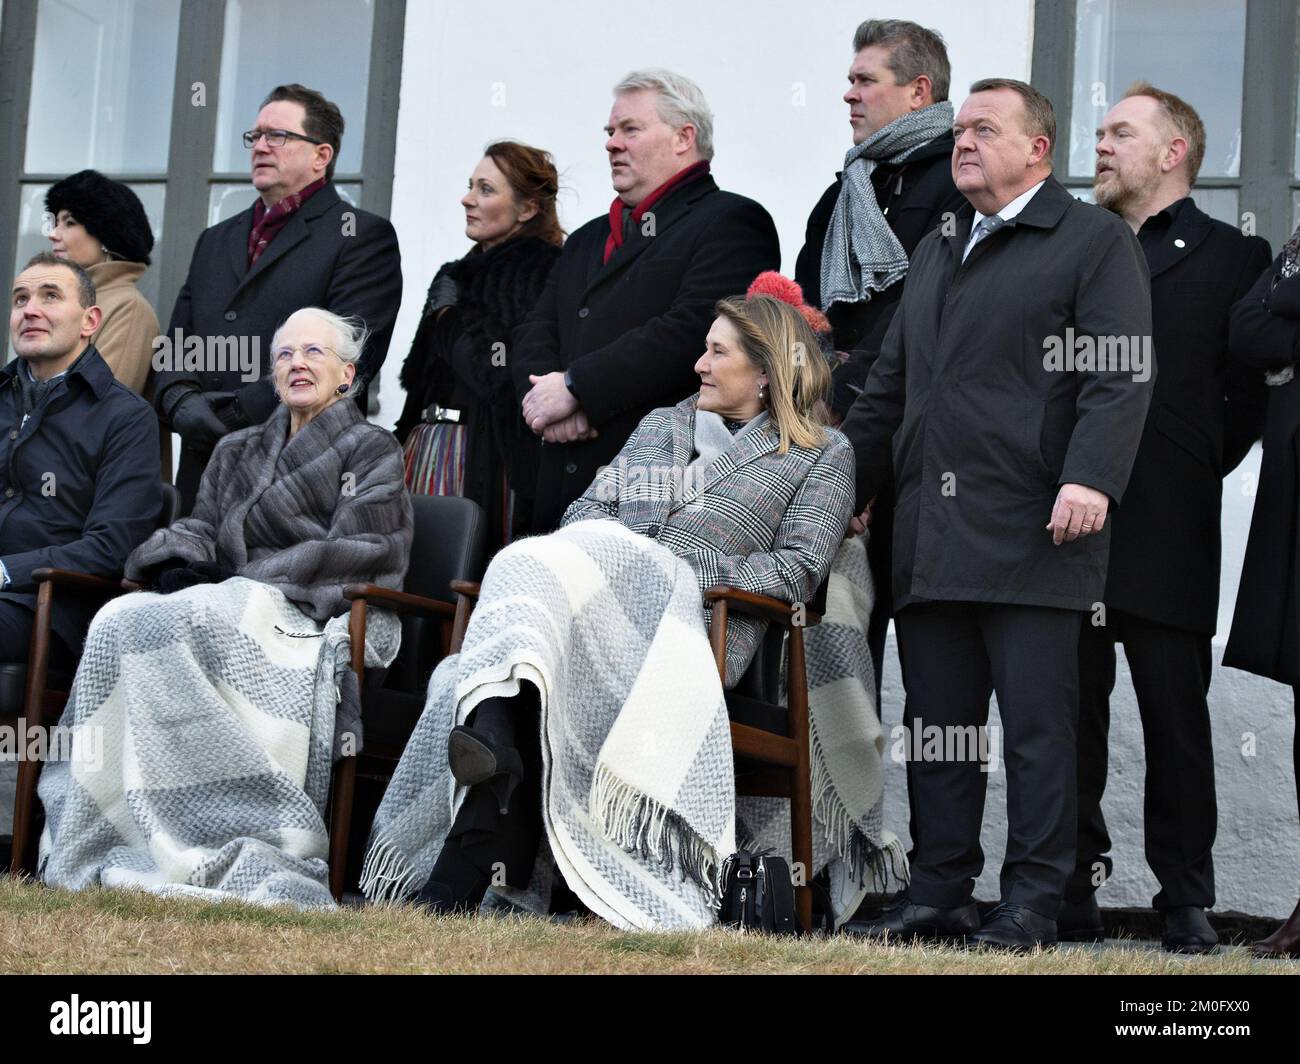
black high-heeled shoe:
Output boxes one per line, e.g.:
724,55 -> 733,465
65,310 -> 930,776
447,725 -> 524,815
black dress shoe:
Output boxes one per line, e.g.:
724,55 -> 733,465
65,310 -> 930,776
969,903 -> 1058,952
1058,895 -> 1105,942
844,893 -> 981,943
1162,906 -> 1218,955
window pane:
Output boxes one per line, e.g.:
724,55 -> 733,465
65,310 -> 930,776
1071,0 -> 1245,180
13,182 -> 166,313
207,182 -> 360,226
25,0 -> 181,173
212,0 -> 374,176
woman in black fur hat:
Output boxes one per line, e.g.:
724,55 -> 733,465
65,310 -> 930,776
396,141 -> 564,548
45,170 -> 159,395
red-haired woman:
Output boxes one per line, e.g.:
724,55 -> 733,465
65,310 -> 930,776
396,141 -> 564,548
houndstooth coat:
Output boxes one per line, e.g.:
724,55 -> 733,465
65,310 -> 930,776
562,395 -> 855,686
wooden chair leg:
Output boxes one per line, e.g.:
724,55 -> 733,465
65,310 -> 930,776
328,756 -> 356,902
788,627 -> 814,933
12,582 -> 57,878
327,598 -> 369,902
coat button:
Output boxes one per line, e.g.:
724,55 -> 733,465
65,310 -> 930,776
646,524 -> 660,538
578,307 -> 590,319
7,429 -> 15,440
224,310 -> 237,322
4,488 -> 13,498
565,462 -> 578,475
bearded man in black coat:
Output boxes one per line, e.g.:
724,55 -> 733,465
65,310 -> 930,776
842,80 -> 1154,951
1055,84 -> 1272,955
794,18 -> 965,705
513,69 -> 779,532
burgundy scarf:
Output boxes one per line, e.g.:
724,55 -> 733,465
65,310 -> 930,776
603,161 -> 710,264
247,177 -> 328,267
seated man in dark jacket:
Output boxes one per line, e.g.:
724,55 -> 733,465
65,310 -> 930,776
1,253 -> 162,666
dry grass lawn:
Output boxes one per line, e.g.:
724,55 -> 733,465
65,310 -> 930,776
1,877 -> 1293,975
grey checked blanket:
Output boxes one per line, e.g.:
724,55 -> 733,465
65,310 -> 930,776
38,577 -> 400,908
737,535 -> 907,926
360,519 -> 736,930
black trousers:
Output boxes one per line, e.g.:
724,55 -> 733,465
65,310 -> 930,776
895,601 -> 1082,916
444,697 -> 544,891
865,491 -> 894,707
1066,609 -> 1216,909
0,601 -> 74,670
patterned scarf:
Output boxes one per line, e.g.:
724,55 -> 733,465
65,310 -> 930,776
1281,222 -> 1300,281
819,101 -> 954,309
604,161 -> 711,264
247,176 -> 328,267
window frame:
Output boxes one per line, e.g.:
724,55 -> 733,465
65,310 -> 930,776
1031,0 -> 1300,249
0,0 -> 405,346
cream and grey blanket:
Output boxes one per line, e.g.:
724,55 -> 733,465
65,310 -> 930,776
737,534 -> 907,926
360,519 -> 737,930
37,577 -> 400,908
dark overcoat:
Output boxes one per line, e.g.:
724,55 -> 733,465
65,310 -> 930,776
1223,249 -> 1300,682
511,173 -> 780,532
0,346 -> 163,652
840,176 -> 1154,612
1102,198 -> 1271,635
157,183 -> 402,506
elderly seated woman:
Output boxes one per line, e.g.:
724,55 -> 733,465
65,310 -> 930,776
38,307 -> 413,908
361,287 -> 854,930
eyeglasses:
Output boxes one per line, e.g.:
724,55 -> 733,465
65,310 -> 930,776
273,343 -> 339,363
242,128 -> 325,149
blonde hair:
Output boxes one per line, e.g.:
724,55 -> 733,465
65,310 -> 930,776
713,295 -> 831,453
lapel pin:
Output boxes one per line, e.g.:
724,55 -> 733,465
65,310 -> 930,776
1174,238 -> 1186,248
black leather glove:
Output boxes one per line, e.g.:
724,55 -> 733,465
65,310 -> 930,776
154,560 -> 235,595
171,391 -> 232,449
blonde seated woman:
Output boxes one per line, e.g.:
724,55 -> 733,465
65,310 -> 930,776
361,288 -> 855,930
38,308 -> 412,907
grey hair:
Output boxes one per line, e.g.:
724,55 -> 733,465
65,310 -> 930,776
612,68 -> 714,161
852,19 -> 951,103
271,306 -> 368,397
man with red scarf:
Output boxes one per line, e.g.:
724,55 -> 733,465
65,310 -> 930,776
514,69 -> 780,532
156,84 -> 401,512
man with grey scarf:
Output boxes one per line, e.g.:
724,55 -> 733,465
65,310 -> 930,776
794,19 -> 964,714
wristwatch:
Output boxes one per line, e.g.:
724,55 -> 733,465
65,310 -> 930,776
563,369 -> 580,403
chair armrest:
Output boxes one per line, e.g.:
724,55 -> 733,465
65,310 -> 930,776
342,583 -> 455,620
32,568 -> 123,595
449,580 -> 481,600
702,586 -> 822,629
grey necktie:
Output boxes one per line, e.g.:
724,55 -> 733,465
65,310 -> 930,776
964,214 -> 1005,260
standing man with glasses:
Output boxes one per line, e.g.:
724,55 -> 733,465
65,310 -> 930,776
156,83 -> 401,511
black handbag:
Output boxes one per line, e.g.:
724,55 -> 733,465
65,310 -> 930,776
719,849 -> 797,934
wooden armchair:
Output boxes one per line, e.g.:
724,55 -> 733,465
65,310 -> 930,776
327,493 -> 487,900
